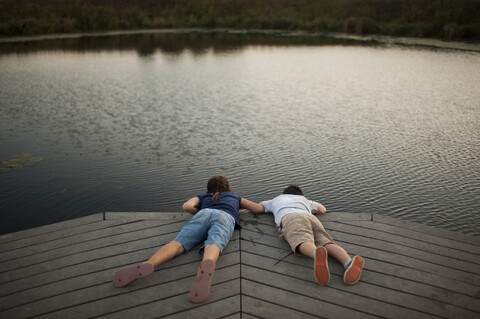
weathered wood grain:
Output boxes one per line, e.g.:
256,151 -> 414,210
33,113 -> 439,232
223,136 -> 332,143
0,212 -> 478,318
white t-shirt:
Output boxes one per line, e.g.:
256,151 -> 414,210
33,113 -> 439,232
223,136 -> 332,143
262,194 -> 320,230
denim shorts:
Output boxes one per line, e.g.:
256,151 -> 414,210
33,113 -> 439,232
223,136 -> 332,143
173,208 -> 235,253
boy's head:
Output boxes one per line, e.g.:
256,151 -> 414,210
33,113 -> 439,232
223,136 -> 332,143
207,175 -> 231,193
282,184 -> 304,196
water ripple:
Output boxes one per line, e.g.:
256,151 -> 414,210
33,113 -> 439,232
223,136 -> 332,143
1,38 -> 479,236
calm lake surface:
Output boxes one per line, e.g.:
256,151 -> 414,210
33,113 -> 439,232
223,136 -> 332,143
1,32 -> 479,236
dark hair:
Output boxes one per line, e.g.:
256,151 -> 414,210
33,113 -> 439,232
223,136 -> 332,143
207,175 -> 231,201
282,184 -> 304,195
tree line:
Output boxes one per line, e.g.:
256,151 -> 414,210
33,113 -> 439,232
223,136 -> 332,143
1,0 -> 478,41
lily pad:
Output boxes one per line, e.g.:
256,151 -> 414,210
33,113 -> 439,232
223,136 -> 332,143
0,153 -> 43,173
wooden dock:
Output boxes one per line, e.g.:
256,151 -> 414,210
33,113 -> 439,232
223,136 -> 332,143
1,212 -> 479,318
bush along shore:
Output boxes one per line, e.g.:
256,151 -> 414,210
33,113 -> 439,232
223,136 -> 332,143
0,0 -> 479,42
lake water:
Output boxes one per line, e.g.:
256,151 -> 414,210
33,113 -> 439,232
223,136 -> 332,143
1,31 -> 479,236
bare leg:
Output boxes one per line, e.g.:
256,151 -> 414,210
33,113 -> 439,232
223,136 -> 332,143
190,244 -> 219,303
298,242 -> 330,285
146,240 -> 185,266
324,243 -> 364,285
297,242 -> 317,258
298,242 -> 350,264
113,240 -> 185,288
324,243 -> 350,265
195,244 -> 221,277
202,244 -> 221,262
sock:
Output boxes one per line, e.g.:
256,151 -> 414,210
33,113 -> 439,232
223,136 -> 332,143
343,258 -> 352,269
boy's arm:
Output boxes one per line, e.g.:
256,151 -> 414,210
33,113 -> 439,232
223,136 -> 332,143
314,203 -> 327,215
182,197 -> 200,215
240,198 -> 264,214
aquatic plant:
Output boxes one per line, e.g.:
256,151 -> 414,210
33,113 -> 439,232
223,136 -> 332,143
0,154 -> 43,173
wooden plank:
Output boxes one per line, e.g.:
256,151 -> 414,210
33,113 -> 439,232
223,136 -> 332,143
284,230 -> 480,296
217,313 -> 241,319
160,296 -> 240,319
242,295 -> 319,319
2,219 -> 233,285
0,219 -> 185,268
0,232 -> 239,299
0,245 -> 220,311
105,211 -> 192,221
0,213 -> 104,243
323,222 -> 480,269
284,242 -> 480,302
241,252 -> 476,319
329,220 -> 480,258
0,225 -> 184,284
326,229 -> 480,285
240,212 -> 372,223
36,277 -> 240,319
240,228 -> 297,251
276,243 -> 480,314
341,240 -> 480,293
373,214 -> 480,246
0,245 -> 154,297
242,278 -> 378,319
0,253 -> 239,318
0,266 -> 115,312
240,217 -> 279,237
242,224 -> 478,290
242,253 -> 417,319
319,212 -> 372,222
1,211 -> 479,319
0,212 -> 191,253
241,236 -> 480,301
0,219 -> 125,252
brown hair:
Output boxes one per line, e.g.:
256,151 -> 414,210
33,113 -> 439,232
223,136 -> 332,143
282,184 -> 304,196
207,175 -> 231,201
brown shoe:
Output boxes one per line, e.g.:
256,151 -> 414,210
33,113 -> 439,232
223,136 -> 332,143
113,263 -> 154,287
344,256 -> 364,285
189,259 -> 216,303
314,246 -> 330,285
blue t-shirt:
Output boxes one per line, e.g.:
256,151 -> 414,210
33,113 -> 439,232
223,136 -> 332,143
198,192 -> 242,229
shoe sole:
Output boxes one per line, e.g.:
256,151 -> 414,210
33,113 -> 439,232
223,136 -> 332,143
314,246 -> 330,285
189,259 -> 216,303
113,263 -> 154,288
344,256 -> 364,285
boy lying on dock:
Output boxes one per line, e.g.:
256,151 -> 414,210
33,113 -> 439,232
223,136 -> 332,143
112,175 -> 264,303
251,183 -> 364,285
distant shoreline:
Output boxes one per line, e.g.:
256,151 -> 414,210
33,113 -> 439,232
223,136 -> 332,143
1,28 -> 479,52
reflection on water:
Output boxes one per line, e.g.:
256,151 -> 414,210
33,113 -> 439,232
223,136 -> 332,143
0,31 -> 369,56
0,32 -> 479,236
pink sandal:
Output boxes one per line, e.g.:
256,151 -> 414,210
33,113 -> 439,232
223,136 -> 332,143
189,259 -> 216,303
113,263 -> 154,287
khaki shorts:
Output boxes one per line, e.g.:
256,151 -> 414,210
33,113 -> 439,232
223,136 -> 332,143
281,212 -> 335,255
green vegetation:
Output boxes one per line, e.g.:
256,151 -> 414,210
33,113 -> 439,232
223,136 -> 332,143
0,154 -> 43,173
0,0 -> 478,41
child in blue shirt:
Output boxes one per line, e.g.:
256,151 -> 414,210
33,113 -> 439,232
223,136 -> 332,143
113,175 -> 263,303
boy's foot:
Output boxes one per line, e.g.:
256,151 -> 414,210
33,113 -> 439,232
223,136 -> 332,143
344,255 -> 364,285
314,246 -> 330,285
189,259 -> 216,303
113,263 -> 154,288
